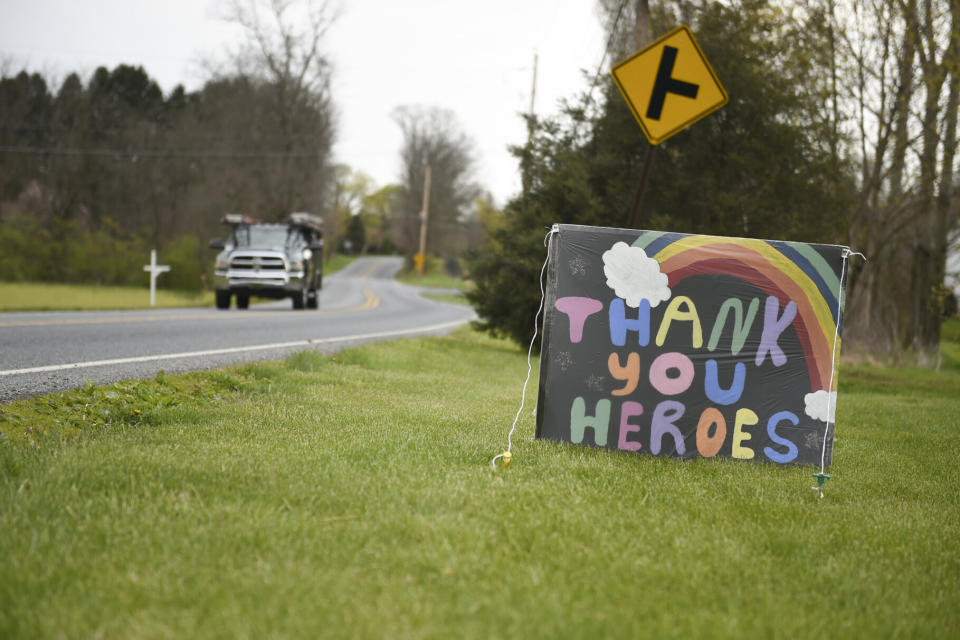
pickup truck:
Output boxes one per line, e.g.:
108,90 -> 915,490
209,212 -> 324,310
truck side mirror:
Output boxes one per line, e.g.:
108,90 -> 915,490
209,238 -> 225,250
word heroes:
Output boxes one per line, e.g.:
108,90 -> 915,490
570,397 -> 800,464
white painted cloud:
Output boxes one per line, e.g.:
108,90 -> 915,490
804,389 -> 837,423
602,241 -> 672,308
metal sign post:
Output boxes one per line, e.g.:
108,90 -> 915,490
143,249 -> 171,307
611,25 -> 728,227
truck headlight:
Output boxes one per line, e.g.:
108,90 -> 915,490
215,256 -> 228,270
292,259 -> 303,271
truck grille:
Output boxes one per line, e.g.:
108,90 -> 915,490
230,255 -> 286,272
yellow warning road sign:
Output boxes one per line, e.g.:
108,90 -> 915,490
611,25 -> 728,145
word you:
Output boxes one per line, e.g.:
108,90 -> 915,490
554,293 -> 803,463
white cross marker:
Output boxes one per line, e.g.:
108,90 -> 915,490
143,249 -> 171,307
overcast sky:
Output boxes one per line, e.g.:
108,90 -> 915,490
0,0 -> 608,206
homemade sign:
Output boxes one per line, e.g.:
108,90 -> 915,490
535,225 -> 850,466
611,25 -> 728,145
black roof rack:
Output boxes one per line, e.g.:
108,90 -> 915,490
287,212 -> 324,234
221,213 -> 261,226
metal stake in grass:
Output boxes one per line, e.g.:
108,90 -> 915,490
812,472 -> 831,499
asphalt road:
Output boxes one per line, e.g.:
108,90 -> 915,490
0,257 -> 475,402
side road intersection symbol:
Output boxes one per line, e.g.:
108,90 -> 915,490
612,25 -> 728,145
646,45 -> 699,120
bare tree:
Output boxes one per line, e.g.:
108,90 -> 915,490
906,0 -> 959,360
836,0 -> 959,363
217,0 -> 337,222
391,106 -> 481,258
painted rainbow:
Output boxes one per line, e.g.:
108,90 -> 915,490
633,231 -> 846,394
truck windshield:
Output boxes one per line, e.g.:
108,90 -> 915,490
233,226 -> 292,249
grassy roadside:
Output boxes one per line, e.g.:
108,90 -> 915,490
392,255 -> 473,305
393,255 -> 472,291
0,256 -> 362,312
323,253 -> 361,276
1,327 -> 958,638
420,292 -> 471,306
0,282 -> 214,311
396,270 -> 469,290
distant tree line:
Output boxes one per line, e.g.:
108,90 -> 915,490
0,61 -> 333,290
1,18 -> 488,292
469,0 -> 959,365
0,0 -> 339,291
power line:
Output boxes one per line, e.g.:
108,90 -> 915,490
582,0 -> 629,113
565,0 -> 628,142
0,123 -> 326,143
0,145 -> 325,159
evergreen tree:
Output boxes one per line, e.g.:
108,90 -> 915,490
345,214 -> 366,254
468,0 -> 854,347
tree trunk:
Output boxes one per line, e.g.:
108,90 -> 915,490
889,0 -> 916,200
634,0 -> 651,50
843,1 -> 904,358
906,0 -> 954,362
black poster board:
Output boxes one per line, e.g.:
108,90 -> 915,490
535,225 -> 850,466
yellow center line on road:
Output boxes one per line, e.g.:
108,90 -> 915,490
359,262 -> 381,280
358,287 -> 380,310
0,287 -> 381,328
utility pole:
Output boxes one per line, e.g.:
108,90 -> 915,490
417,164 -> 432,276
529,51 -> 538,120
522,52 -> 539,201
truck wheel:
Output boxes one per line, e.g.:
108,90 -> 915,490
236,293 -> 250,309
306,287 -> 318,310
292,291 -> 305,310
216,290 -> 231,309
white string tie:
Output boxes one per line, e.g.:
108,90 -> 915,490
814,247 -> 866,496
492,225 -> 559,470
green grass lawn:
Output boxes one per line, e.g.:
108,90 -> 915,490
323,253 -> 361,276
420,291 -> 470,306
1,326 -> 958,638
396,269 -> 470,290
0,282 -> 214,311
393,255 -> 471,291
0,257 -> 363,312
